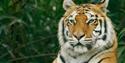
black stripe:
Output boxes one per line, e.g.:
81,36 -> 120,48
60,55 -> 66,63
98,0 -> 106,4
62,21 -> 67,42
91,0 -> 105,4
98,57 -> 109,63
102,34 -> 106,40
99,19 -> 102,35
94,30 -> 101,35
104,20 -> 107,33
85,44 -> 92,50
101,0 -> 105,3
102,19 -> 107,40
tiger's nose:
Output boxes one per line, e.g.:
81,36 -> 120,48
74,34 -> 85,40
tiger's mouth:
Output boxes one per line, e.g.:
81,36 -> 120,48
70,41 -> 93,50
67,42 -> 94,53
71,42 -> 83,47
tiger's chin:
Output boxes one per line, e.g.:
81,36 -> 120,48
73,45 -> 89,54
71,42 -> 94,53
62,42 -> 93,55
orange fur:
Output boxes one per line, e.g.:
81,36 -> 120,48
53,0 -> 117,63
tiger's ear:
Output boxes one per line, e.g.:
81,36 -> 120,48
96,0 -> 109,12
63,0 -> 76,10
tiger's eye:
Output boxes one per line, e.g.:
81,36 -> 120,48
88,19 -> 94,24
69,19 -> 74,23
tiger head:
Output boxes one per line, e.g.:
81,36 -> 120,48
58,0 -> 114,54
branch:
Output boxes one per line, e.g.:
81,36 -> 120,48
1,44 -> 16,59
10,53 -> 56,61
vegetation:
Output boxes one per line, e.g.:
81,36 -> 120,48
0,0 -> 125,63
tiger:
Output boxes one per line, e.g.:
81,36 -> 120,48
53,0 -> 117,63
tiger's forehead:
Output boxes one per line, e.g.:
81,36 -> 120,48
63,4 -> 105,24
64,4 -> 104,18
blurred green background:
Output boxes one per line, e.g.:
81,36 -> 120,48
0,0 -> 125,63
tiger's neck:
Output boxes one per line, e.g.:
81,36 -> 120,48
59,47 -> 101,63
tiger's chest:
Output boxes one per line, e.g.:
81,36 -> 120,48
59,57 -> 97,63
59,57 -> 100,63
58,50 -> 103,63
65,58 -> 87,63
58,54 -> 95,63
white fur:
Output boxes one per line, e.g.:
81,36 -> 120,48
57,0 -> 115,62
57,13 -> 115,63
57,16 -> 115,63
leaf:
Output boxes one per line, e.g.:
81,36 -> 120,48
118,28 -> 125,41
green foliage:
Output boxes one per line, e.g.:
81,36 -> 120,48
0,0 -> 125,63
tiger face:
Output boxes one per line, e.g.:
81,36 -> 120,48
58,2 -> 112,54
63,5 -> 102,53
53,0 -> 117,63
